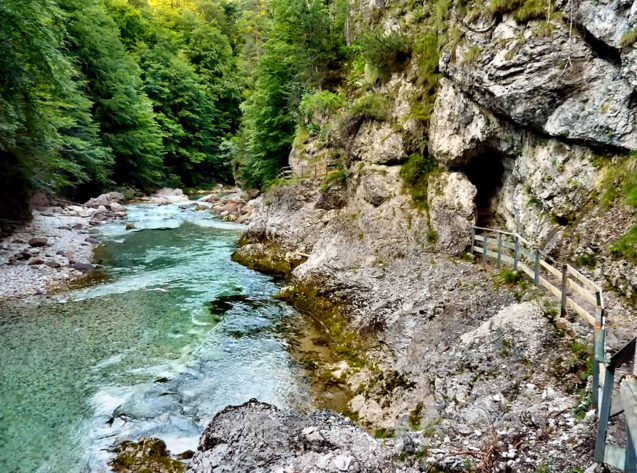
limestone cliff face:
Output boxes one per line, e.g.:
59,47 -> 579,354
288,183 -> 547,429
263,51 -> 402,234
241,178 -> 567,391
283,0 -> 637,299
226,2 -> 637,471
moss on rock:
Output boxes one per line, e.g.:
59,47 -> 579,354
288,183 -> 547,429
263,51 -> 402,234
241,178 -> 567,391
109,437 -> 185,473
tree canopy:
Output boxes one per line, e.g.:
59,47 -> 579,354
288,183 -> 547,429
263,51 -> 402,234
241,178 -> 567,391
0,0 -> 349,227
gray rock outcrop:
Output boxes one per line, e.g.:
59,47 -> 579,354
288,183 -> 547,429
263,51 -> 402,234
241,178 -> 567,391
187,399 -> 405,473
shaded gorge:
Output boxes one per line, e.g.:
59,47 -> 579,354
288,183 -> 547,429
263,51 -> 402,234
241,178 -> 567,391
0,204 -> 313,473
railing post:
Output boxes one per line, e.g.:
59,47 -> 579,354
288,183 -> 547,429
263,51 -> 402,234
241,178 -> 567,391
497,233 -> 503,269
626,424 -> 636,473
560,264 -> 568,317
483,234 -> 488,266
513,236 -> 519,271
534,249 -> 540,286
471,229 -> 476,255
594,364 -> 615,462
592,308 -> 604,411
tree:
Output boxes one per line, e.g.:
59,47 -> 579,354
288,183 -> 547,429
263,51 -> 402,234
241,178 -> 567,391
60,0 -> 163,189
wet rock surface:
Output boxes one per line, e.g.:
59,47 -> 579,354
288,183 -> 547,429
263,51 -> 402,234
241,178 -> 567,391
110,438 -> 185,473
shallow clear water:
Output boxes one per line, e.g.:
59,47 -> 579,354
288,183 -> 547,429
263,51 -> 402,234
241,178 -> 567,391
0,204 -> 311,473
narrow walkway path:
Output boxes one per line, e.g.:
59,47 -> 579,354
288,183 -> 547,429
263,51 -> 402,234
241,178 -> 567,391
472,226 -> 636,472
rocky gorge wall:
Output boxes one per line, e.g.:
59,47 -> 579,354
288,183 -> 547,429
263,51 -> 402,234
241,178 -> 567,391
219,1 -> 637,472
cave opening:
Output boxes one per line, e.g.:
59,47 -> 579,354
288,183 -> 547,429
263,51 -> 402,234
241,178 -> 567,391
459,153 -> 507,228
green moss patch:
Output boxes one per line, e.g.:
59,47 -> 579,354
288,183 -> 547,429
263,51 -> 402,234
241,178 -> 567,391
109,438 -> 185,473
276,282 -> 368,368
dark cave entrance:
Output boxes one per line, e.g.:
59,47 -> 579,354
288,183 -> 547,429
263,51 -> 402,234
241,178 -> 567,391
458,153 -> 507,228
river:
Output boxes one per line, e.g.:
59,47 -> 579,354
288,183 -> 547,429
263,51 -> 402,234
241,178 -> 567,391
0,203 -> 312,473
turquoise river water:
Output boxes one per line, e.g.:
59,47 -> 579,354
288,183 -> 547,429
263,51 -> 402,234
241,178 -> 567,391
0,203 -> 312,473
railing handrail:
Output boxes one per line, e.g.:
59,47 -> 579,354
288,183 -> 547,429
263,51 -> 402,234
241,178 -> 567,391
471,225 -> 635,472
277,159 -> 341,181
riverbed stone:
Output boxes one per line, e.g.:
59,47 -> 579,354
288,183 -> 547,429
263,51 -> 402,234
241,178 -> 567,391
71,262 -> 95,273
28,237 -> 48,247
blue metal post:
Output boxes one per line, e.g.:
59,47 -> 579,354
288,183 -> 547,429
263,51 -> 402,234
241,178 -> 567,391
595,364 -> 615,462
497,233 -> 503,269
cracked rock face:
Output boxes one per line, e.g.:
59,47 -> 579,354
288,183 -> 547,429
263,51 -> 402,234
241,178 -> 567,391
443,14 -> 637,150
186,399 -> 404,473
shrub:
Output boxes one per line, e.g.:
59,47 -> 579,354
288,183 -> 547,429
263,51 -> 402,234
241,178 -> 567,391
497,269 -> 523,285
489,0 -> 550,23
320,164 -> 347,191
400,153 -> 439,209
463,45 -> 481,64
299,90 -> 345,123
359,30 -> 413,83
576,253 -> 596,269
610,226 -> 637,263
514,0 -> 546,22
349,93 -> 389,121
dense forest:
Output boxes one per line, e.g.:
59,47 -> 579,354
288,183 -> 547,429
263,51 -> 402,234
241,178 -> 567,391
0,0 -> 351,227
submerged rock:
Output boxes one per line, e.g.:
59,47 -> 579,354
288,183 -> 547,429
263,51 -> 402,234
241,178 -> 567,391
187,399 -> 405,473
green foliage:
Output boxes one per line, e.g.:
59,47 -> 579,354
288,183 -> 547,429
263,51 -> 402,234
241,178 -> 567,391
0,0 -> 241,224
235,0 -> 348,189
374,427 -> 395,439
358,29 -> 413,83
320,165 -> 347,191
576,253 -> 597,269
300,90 -> 345,123
610,226 -> 637,263
496,269 -> 523,286
489,0 -> 550,23
60,0 -> 164,190
621,29 -> 637,48
408,402 -> 424,429
349,94 -> 389,121
463,45 -> 481,64
400,153 -> 439,209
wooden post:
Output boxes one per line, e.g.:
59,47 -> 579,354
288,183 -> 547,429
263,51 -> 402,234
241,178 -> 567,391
513,236 -> 519,271
534,249 -> 540,286
483,234 -> 488,266
594,364 -> 615,462
497,233 -> 503,269
471,229 -> 476,256
560,264 -> 568,317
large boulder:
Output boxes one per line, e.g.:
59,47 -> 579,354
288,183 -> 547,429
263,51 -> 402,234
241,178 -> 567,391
186,399 -> 404,473
148,188 -> 190,205
85,192 -> 125,208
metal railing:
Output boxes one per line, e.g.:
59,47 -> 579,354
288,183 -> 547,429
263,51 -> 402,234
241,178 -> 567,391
276,159 -> 341,181
471,226 -> 636,472
595,338 -> 637,471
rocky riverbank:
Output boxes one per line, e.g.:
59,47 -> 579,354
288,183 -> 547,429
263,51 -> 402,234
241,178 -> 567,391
0,192 -> 128,300
228,181 -> 623,473
0,186 -> 261,301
